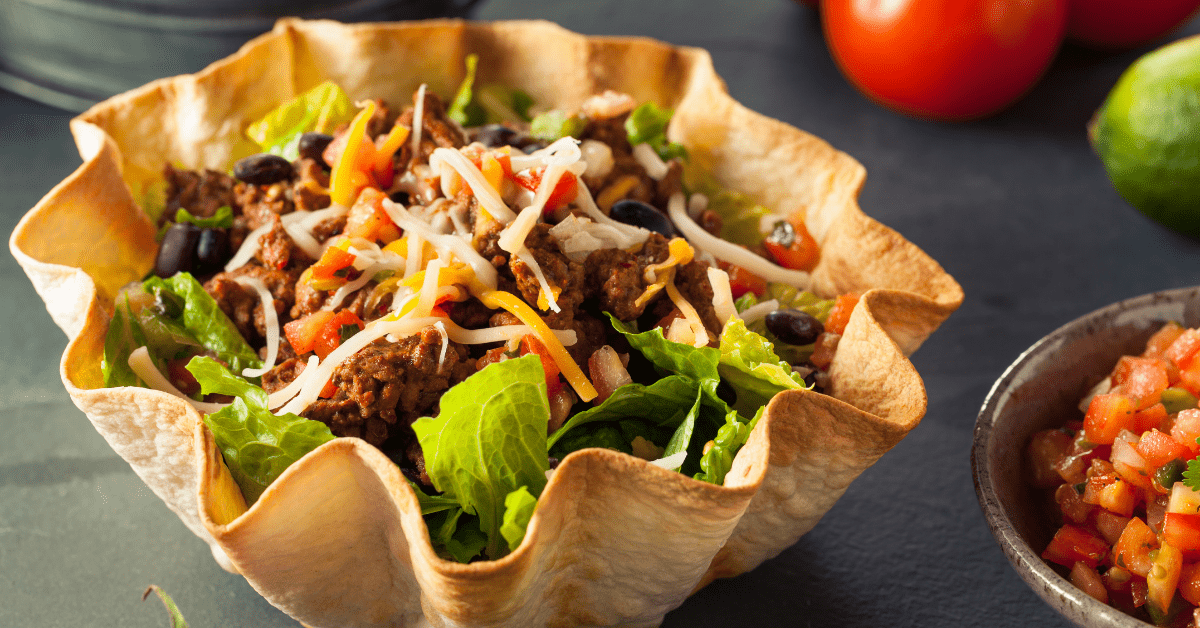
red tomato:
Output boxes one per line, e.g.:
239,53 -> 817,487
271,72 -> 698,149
284,311 -> 335,355
514,167 -> 579,213
1067,0 -> 1200,49
725,264 -> 767,299
520,334 -> 563,396
824,293 -> 860,336
1083,393 -> 1137,445
822,0 -> 1069,120
1042,524 -> 1110,569
313,310 -> 365,360
1164,513 -> 1200,559
762,218 -> 820,272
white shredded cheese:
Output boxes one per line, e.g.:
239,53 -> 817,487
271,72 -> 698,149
431,147 -> 516,223
267,355 -> 320,409
283,221 -> 325,260
235,277 -> 279,378
632,142 -> 669,180
405,232 -> 423,280
443,322 -> 576,346
381,199 -> 498,291
323,260 -> 405,311
739,299 -> 780,326
127,347 -> 226,414
224,204 -> 350,272
515,249 -> 561,313
509,137 -> 582,171
224,222 -> 272,271
433,321 -> 449,373
411,83 -> 426,160
688,193 -> 709,220
707,267 -> 737,327
665,279 -> 710,348
667,193 -> 811,289
416,258 -> 445,318
574,181 -> 649,248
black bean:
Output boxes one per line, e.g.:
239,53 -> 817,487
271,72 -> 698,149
610,199 -> 675,238
298,132 -> 334,162
474,124 -> 519,148
155,223 -> 200,277
233,153 -> 294,185
765,309 -> 824,346
194,228 -> 229,276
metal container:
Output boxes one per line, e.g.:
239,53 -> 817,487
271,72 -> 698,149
0,0 -> 478,111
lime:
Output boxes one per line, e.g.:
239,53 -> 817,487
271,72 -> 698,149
1091,34 -> 1200,237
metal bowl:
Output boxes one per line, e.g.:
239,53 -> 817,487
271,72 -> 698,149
973,286 -> 1200,627
0,0 -> 478,112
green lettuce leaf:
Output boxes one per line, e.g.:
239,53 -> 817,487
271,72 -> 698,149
447,54 -> 535,127
684,167 -> 772,248
142,585 -> 189,628
175,206 -> 233,229
695,406 -> 764,485
530,110 -> 586,142
624,102 -> 688,161
718,319 -> 807,415
411,355 -> 550,560
143,273 -> 262,376
500,486 -> 538,552
187,357 -> 335,504
660,386 -> 704,471
426,508 -> 488,563
547,375 -> 701,449
607,315 -> 729,414
408,480 -> 460,516
245,81 -> 356,161
102,298 -> 146,388
447,54 -> 486,127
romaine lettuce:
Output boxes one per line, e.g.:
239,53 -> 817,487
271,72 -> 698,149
245,81 -> 356,161
186,357 -> 335,504
143,273 -> 262,377
500,486 -> 538,552
448,54 -> 534,127
411,355 -> 550,560
625,102 -> 688,161
718,319 -> 808,415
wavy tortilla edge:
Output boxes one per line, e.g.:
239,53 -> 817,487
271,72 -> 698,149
9,18 -> 963,628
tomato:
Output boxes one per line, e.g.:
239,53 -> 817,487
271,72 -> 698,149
313,310 -> 365,360
520,334 -> 563,396
310,246 -> 356,282
1163,513 -> 1200,558
1181,562 -> 1200,605
1066,0 -> 1200,49
1083,393 -> 1138,445
283,310 -> 364,359
1112,356 -> 1170,409
762,218 -> 819,272
1147,542 -> 1183,613
344,187 -> 401,243
514,167 -> 579,213
725,264 -> 767,299
824,293 -> 860,336
1113,516 -> 1158,577
1043,524 -> 1111,568
822,0 -> 1069,120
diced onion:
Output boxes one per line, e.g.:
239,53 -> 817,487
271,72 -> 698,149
1111,435 -> 1146,470
668,193 -> 811,289
267,355 -> 320,409
632,143 -> 669,180
581,139 -> 614,180
127,347 -> 226,414
708,267 -> 737,327
234,277 -> 278,377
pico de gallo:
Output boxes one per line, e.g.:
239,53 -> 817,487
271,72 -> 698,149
101,63 -> 859,563
1031,322 -> 1200,626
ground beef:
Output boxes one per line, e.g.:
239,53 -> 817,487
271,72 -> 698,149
203,263 -> 301,347
164,165 -> 236,223
293,157 -> 331,212
309,215 -> 346,242
301,328 -> 476,446
256,214 -> 296,270
395,91 -> 465,169
583,232 -> 671,321
653,159 -> 684,210
647,260 -> 723,344
363,99 -> 394,140
510,224 -> 586,316
235,181 -> 293,230
262,357 -> 306,394
447,297 -> 492,329
473,210 -> 507,268
580,114 -> 658,209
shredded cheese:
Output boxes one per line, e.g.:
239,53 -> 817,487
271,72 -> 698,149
433,321 -> 449,372
707,267 -> 737,327
267,355 -> 319,409
515,250 -> 561,313
574,180 -> 648,249
739,299 -> 780,326
330,101 -> 377,207
324,260 -> 405,311
478,290 -> 597,402
632,142 -> 669,180
442,321 -> 576,346
431,147 -> 516,223
635,238 -> 694,308
411,84 -> 426,160
381,199 -> 497,291
415,258 -> 445,318
234,277 -> 279,377
667,193 -> 811,289
127,347 -> 226,414
665,278 -> 710,348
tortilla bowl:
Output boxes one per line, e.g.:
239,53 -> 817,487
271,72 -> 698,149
10,18 -> 963,628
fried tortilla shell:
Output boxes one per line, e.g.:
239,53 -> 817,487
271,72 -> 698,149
10,18 -> 963,628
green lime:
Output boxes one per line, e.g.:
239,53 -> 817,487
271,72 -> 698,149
1091,35 -> 1200,237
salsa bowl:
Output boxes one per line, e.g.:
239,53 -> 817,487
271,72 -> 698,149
973,286 -> 1200,628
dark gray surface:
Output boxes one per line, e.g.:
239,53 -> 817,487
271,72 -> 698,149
3,1 -> 1200,626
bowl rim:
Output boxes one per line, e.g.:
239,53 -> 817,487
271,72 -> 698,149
971,286 -> 1200,628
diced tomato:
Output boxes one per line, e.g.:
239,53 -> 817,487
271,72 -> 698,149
1164,513 -> 1200,560
725,264 -> 767,299
1179,562 -> 1200,605
1131,403 -> 1168,435
1137,429 -> 1190,469
476,346 -> 510,371
284,310 -> 335,355
1113,517 -> 1159,577
514,167 -> 579,213
1171,409 -> 1200,454
1083,393 -> 1139,446
1113,357 -> 1170,409
1147,542 -> 1184,614
1103,565 -> 1134,593
1145,322 -> 1187,359
1055,483 -> 1095,524
319,379 -> 338,399
1029,429 -> 1073,488
1043,524 -> 1110,569
313,310 -> 365,360
344,187 -> 401,243
824,293 -> 860,336
520,334 -> 562,396
166,358 -> 200,396
1099,478 -> 1139,517
310,246 -> 357,281
1167,329 -> 1200,370
762,217 -> 820,272
1178,360 -> 1200,397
